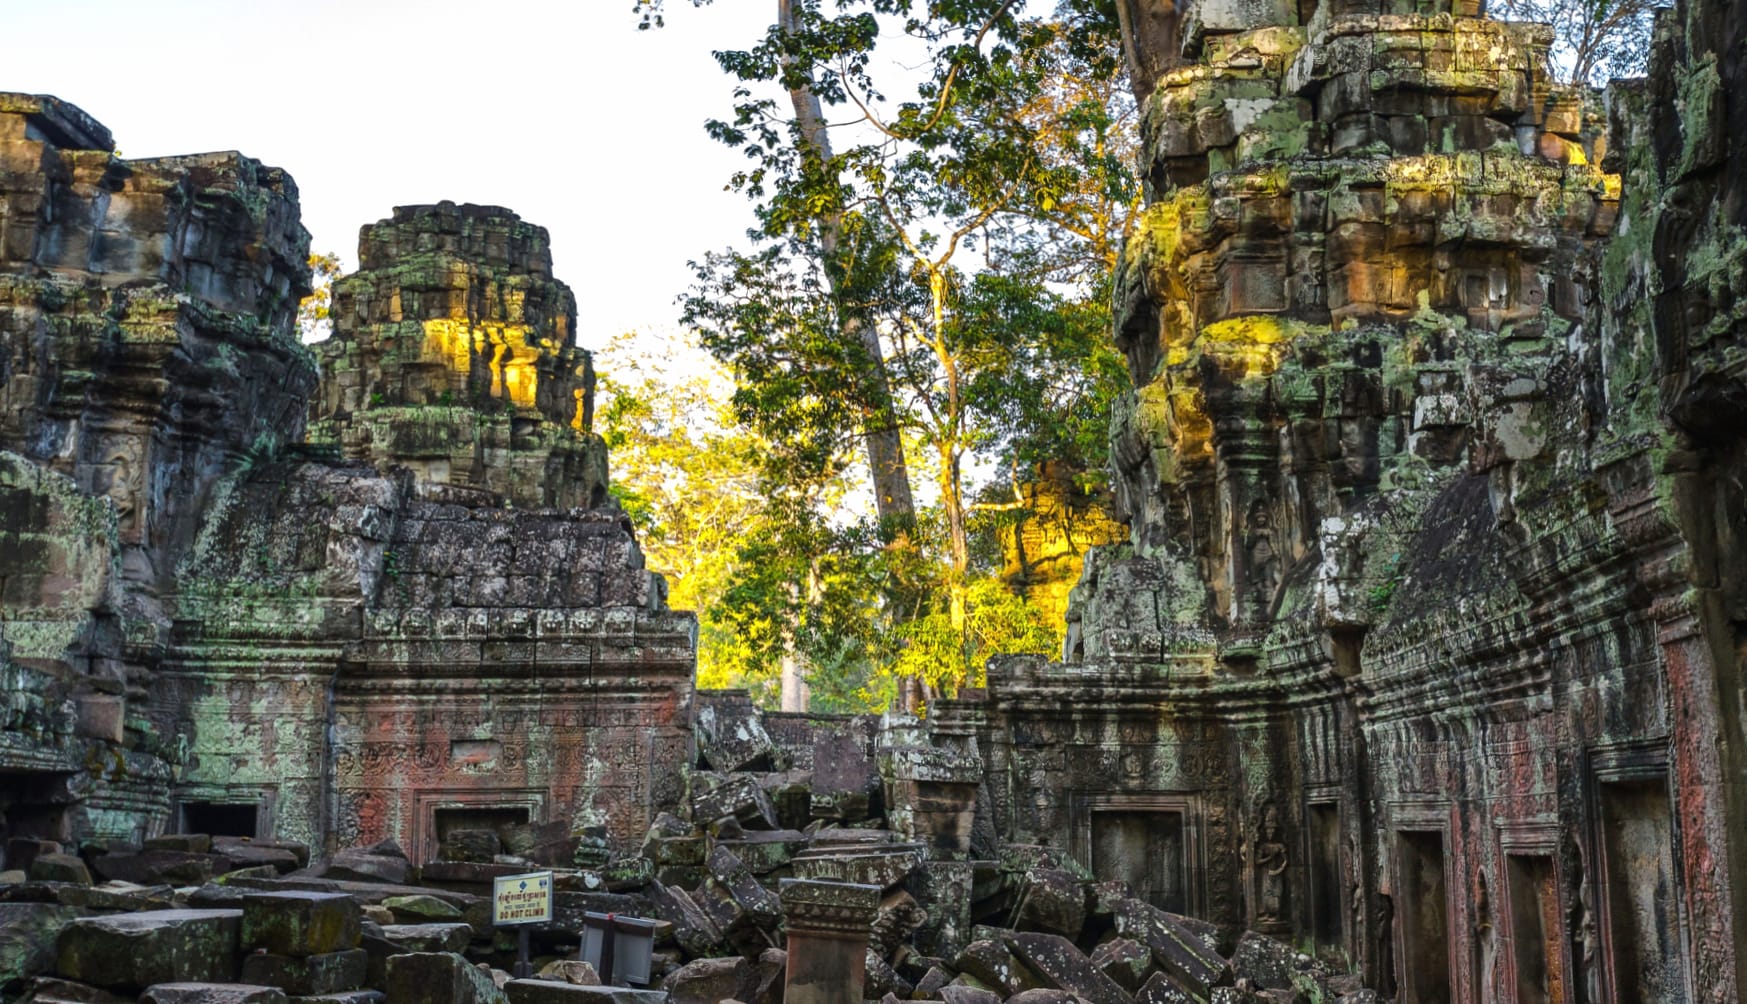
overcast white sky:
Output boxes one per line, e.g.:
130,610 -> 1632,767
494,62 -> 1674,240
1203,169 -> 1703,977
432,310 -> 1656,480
0,0 -> 787,351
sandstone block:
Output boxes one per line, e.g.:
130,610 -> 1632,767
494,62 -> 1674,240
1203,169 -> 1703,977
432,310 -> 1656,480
382,894 -> 462,922
240,949 -> 367,995
378,923 -> 473,953
534,960 -> 599,985
690,775 -> 778,831
242,892 -> 362,957
1006,932 -> 1133,1004
27,855 -> 90,886
0,903 -> 85,990
938,984 -> 1002,1004
324,851 -> 410,886
89,850 -> 219,886
1090,938 -> 1153,993
56,909 -> 243,990
1012,869 -> 1087,939
662,956 -> 747,1004
383,952 -> 507,1004
140,984 -> 289,1004
502,983 -> 666,1004
14,976 -> 132,1003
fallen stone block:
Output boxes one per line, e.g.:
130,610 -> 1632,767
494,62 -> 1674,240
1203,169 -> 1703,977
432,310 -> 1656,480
503,983 -> 666,1004
646,882 -> 727,958
1109,899 -> 1228,997
1090,938 -> 1153,993
1006,991 -> 1086,1004
1135,970 -> 1198,1004
286,992 -> 384,1004
240,949 -> 367,996
88,850 -> 220,886
56,909 -> 242,990
242,892 -> 362,957
662,955 -> 747,1004
28,855 -> 91,886
436,830 -> 500,864
862,949 -> 911,1000
1013,869 -> 1087,939
378,923 -> 473,953
383,952 -> 507,1004
914,965 -> 952,998
215,839 -> 309,872
322,852 -> 410,886
715,830 -> 807,876
1229,932 -> 1310,993
140,984 -> 289,1004
952,938 -> 1039,997
534,960 -> 599,986
0,904 -> 86,991
789,845 -> 921,889
1006,932 -> 1133,1004
15,975 -> 131,1002
383,894 -> 463,922
690,775 -> 778,831
4,840 -> 61,876
55,881 -> 176,912
938,984 -> 1001,1004
693,690 -> 778,772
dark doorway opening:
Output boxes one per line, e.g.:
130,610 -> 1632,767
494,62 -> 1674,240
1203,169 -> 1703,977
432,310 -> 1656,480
180,801 -> 258,837
1092,810 -> 1186,914
434,805 -> 529,843
1309,802 -> 1343,956
1506,853 -> 1567,1004
1599,778 -> 1689,1004
1397,829 -> 1452,1004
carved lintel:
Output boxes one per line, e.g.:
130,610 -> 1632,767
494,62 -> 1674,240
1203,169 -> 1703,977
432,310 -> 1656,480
779,879 -> 881,939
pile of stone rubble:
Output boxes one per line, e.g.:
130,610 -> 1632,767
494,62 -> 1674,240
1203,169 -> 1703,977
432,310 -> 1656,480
0,704 -> 1382,1003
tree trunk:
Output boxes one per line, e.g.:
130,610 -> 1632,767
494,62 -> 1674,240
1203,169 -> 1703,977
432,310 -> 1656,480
779,0 -> 918,531
778,0 -> 922,711
1115,0 -> 1183,105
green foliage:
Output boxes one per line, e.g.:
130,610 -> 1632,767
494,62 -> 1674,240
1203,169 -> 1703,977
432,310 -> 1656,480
649,1 -> 1135,705
297,251 -> 342,343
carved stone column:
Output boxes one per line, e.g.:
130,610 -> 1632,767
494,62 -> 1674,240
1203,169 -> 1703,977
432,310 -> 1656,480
780,879 -> 880,1004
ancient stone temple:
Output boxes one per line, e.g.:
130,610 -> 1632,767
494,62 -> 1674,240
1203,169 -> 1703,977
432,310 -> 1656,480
0,94 -> 693,862
2,0 -> 1747,996
930,0 -> 1747,1001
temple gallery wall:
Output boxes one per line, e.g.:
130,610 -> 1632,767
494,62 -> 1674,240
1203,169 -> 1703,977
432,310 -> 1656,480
1,0 -> 1745,1000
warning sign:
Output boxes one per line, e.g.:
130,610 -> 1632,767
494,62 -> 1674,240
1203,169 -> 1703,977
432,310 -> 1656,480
492,870 -> 554,926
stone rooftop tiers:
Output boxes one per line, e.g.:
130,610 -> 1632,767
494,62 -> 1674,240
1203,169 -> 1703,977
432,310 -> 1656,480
0,95 -> 694,859
949,0 -> 1746,1000
306,202 -> 607,510
0,92 -> 316,842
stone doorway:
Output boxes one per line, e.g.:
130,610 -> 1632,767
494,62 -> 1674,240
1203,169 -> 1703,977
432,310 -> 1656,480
1092,809 -> 1187,913
1073,792 -> 1204,918
1395,829 -> 1453,1004
1598,777 -> 1689,1004
1307,801 -> 1344,959
1505,853 -> 1568,1004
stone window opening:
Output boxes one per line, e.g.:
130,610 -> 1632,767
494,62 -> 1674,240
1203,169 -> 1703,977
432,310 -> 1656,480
1595,774 -> 1690,1004
178,800 -> 259,838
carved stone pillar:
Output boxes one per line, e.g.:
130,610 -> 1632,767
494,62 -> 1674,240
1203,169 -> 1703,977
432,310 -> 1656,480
779,879 -> 880,1004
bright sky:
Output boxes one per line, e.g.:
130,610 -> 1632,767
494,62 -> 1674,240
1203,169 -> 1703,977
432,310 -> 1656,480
0,0 -> 784,351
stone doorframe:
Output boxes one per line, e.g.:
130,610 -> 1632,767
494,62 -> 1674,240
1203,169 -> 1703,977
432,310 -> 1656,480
1387,801 -> 1459,1004
171,784 -> 278,840
1068,790 -> 1207,918
1493,820 -> 1567,1004
1582,740 -> 1692,1004
413,787 -> 547,864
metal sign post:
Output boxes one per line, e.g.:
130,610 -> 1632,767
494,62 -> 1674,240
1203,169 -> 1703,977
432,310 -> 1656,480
491,870 -> 554,979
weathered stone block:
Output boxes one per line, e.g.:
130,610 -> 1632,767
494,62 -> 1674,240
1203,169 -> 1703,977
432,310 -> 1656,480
1006,932 -> 1133,1004
27,855 -> 90,886
241,892 -> 362,957
503,983 -> 665,1004
56,909 -> 243,990
383,952 -> 507,1004
240,949 -> 367,995
0,903 -> 85,990
378,923 -> 474,953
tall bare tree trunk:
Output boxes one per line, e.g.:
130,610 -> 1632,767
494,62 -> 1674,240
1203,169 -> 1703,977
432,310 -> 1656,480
778,0 -> 923,712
